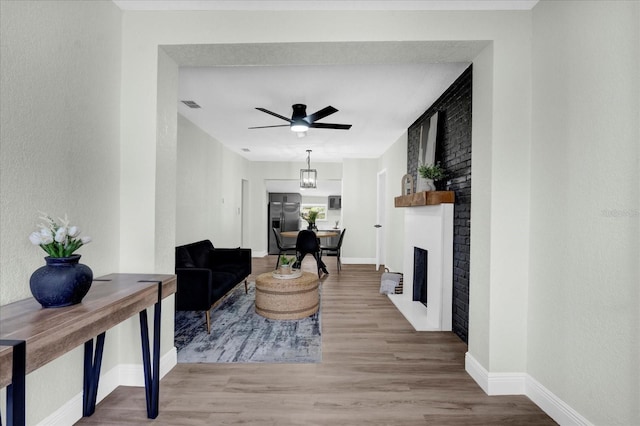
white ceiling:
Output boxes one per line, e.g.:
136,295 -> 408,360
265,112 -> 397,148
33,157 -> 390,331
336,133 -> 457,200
113,1 -> 536,193
177,62 -> 471,163
113,0 -> 537,164
165,40 -> 487,163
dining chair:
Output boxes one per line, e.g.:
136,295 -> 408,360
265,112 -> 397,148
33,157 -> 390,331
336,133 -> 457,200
272,227 -> 296,268
321,228 -> 346,272
294,229 -> 327,277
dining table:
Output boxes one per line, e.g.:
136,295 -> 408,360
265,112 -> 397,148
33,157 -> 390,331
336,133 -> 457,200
280,230 -> 339,239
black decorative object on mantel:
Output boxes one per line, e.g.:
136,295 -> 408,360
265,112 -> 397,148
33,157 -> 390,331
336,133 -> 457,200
29,255 -> 93,308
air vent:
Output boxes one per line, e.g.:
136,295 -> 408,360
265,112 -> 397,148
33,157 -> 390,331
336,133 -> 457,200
241,148 -> 251,152
181,100 -> 201,109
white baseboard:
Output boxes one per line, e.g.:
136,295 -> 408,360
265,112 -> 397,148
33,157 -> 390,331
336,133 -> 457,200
37,347 -> 177,426
464,353 -> 526,395
252,250 -> 268,258
526,374 -> 594,426
465,352 -> 593,426
118,346 -> 177,387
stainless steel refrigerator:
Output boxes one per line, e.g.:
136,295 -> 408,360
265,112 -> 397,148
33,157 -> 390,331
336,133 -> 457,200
268,200 -> 300,255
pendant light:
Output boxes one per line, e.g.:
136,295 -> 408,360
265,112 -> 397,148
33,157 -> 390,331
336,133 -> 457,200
300,150 -> 317,189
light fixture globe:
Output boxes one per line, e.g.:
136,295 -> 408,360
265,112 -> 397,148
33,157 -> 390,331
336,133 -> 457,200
290,121 -> 309,132
300,150 -> 317,189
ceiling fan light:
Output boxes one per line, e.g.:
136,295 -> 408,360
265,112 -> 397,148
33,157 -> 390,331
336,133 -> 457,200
290,121 -> 309,132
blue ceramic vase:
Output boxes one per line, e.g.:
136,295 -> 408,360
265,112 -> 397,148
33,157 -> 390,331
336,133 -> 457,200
29,254 -> 93,308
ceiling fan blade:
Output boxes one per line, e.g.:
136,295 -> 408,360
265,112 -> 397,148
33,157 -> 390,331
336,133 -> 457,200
306,106 -> 338,124
255,108 -> 292,123
248,124 -> 291,129
309,122 -> 352,130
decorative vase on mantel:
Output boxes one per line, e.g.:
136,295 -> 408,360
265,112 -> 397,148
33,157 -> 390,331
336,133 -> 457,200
29,254 -> 93,308
416,177 -> 436,192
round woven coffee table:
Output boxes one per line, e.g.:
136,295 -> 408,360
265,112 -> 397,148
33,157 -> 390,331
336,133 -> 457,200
255,271 -> 319,320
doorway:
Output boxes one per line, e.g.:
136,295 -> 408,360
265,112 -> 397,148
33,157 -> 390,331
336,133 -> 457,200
376,169 -> 387,270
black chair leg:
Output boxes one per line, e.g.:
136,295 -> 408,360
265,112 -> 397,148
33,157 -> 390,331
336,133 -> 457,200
315,253 -> 328,277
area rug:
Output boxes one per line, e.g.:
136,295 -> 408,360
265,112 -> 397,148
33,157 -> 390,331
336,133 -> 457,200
175,283 -> 321,363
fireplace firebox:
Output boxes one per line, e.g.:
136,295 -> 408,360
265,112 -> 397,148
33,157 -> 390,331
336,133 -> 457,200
413,247 -> 428,306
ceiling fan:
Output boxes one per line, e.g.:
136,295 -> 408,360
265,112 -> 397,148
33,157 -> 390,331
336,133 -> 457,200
249,104 -> 352,132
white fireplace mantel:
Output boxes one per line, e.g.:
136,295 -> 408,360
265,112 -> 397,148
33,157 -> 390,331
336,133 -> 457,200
388,203 -> 454,331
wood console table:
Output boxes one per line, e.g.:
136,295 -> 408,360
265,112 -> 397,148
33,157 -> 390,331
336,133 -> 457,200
0,273 -> 176,426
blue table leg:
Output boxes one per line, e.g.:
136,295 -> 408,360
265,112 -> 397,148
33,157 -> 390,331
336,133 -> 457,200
82,332 -> 106,416
138,281 -> 162,419
0,339 -> 26,426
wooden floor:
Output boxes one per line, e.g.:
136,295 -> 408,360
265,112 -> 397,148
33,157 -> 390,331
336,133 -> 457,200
76,256 -> 556,425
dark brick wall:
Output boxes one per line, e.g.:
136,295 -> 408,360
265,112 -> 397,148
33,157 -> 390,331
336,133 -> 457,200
407,65 -> 472,343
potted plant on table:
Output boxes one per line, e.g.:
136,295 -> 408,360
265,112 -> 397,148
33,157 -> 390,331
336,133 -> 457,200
417,162 -> 446,192
28,213 -> 93,308
279,255 -> 295,274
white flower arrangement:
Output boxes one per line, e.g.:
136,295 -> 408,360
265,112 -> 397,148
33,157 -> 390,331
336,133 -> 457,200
29,213 -> 91,258
301,208 -> 320,225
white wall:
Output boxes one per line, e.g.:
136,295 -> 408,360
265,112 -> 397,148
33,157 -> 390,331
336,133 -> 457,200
0,1 -> 122,424
155,48 -> 179,273
176,114 -> 224,244
468,44 -> 494,370
529,1 -> 639,424
176,114 -> 252,247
